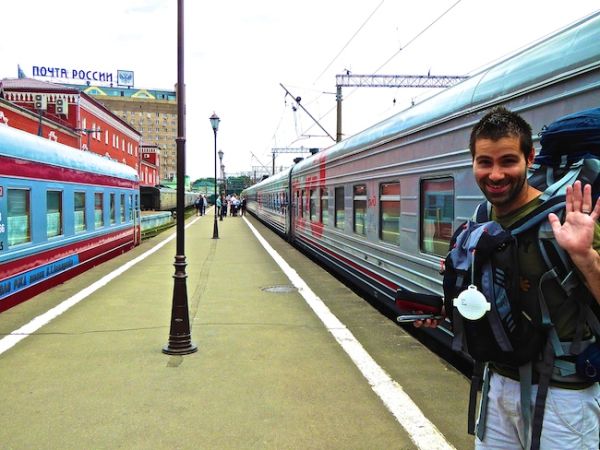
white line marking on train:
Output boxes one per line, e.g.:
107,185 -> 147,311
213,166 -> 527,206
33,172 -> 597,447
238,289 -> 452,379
0,217 -> 201,356
243,217 -> 455,450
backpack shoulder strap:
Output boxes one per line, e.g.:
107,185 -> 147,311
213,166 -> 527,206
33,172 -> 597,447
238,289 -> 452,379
473,201 -> 490,223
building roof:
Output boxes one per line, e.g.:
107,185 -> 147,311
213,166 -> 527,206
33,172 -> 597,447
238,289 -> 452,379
67,83 -> 176,101
0,77 -> 77,93
1,77 -> 141,138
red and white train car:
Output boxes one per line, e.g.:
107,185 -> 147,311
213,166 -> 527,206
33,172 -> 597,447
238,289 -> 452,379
243,12 -> 600,345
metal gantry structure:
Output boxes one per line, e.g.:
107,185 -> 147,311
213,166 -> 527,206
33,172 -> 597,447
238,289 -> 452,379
334,73 -> 469,141
271,147 -> 318,175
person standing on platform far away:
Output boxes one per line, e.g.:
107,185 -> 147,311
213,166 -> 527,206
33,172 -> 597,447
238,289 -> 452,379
220,193 -> 227,220
194,195 -> 202,216
216,194 -> 222,221
240,196 -> 247,216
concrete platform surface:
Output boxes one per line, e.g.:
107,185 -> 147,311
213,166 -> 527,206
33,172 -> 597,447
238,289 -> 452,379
0,212 -> 471,450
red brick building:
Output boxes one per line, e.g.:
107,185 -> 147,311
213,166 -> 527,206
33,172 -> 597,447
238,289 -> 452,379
140,143 -> 161,186
0,78 -> 158,185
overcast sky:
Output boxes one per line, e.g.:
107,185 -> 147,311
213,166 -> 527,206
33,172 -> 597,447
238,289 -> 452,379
1,1 -> 599,180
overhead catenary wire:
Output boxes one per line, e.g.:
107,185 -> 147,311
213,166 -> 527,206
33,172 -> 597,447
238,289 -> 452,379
312,0 -> 386,85
289,0 -> 464,145
372,0 -> 462,75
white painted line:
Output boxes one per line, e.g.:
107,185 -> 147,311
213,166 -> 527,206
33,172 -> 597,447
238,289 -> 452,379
0,218 -> 200,356
243,217 -> 455,450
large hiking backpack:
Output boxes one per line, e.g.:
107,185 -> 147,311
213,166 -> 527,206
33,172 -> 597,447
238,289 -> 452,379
532,106 -> 600,202
443,107 -> 600,450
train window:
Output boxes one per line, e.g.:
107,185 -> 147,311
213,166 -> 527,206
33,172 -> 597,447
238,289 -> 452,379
380,182 -> 400,244
320,188 -> 328,225
334,187 -> 345,229
309,189 -> 317,222
353,185 -> 367,235
46,190 -> 63,238
7,188 -> 31,246
74,192 -> 86,232
300,190 -> 304,218
110,194 -> 116,225
420,177 -> 455,256
120,194 -> 125,223
94,193 -> 104,228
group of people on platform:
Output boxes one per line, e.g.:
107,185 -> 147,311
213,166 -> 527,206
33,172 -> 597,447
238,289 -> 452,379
215,193 -> 247,220
194,195 -> 208,216
195,193 -> 246,219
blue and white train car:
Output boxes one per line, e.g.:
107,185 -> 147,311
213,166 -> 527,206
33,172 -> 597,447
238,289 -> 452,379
0,125 -> 141,311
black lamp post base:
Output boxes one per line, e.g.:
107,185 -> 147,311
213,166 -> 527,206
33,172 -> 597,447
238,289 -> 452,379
162,339 -> 198,355
163,255 -> 197,355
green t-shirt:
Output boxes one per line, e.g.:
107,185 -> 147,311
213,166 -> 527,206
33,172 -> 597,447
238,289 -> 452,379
489,196 -> 600,387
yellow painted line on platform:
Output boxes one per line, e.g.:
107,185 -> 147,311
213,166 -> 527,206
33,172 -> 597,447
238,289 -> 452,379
0,217 -> 201,355
243,216 -> 456,450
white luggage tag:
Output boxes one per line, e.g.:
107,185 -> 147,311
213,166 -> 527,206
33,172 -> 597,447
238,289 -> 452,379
454,284 -> 490,320
453,249 -> 490,320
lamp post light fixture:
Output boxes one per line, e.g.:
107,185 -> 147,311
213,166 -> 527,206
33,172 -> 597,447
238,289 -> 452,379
210,113 -> 220,239
163,0 -> 197,356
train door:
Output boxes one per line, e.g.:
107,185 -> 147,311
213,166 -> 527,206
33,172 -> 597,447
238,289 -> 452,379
286,169 -> 294,242
132,192 -> 140,245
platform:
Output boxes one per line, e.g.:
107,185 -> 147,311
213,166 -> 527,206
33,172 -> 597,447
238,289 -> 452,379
0,211 -> 471,450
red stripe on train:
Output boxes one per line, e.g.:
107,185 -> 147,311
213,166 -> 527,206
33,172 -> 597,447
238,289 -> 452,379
0,156 -> 137,189
295,232 -> 398,290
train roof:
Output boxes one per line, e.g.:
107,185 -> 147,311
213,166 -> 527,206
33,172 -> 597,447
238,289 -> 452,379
292,11 -> 600,173
0,125 -> 139,181
242,167 -> 290,192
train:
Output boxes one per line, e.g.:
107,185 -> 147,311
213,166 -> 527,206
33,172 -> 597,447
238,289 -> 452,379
140,185 -> 196,212
0,125 -> 141,312
242,12 -> 600,345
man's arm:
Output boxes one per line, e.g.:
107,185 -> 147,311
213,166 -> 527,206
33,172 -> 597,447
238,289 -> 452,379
548,181 -> 600,303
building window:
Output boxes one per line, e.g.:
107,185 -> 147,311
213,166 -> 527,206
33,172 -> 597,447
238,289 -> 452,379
94,193 -> 104,228
353,185 -> 367,235
320,188 -> 328,225
7,189 -> 31,246
46,190 -> 63,238
380,182 -> 400,244
420,177 -> 455,256
334,187 -> 344,229
74,192 -> 86,232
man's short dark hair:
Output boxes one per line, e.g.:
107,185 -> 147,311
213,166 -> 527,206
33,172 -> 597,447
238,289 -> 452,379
469,106 -> 533,159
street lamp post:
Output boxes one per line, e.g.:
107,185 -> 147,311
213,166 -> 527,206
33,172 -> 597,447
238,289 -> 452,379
163,0 -> 197,356
218,149 -> 224,195
210,113 -> 220,239
222,165 -> 227,195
